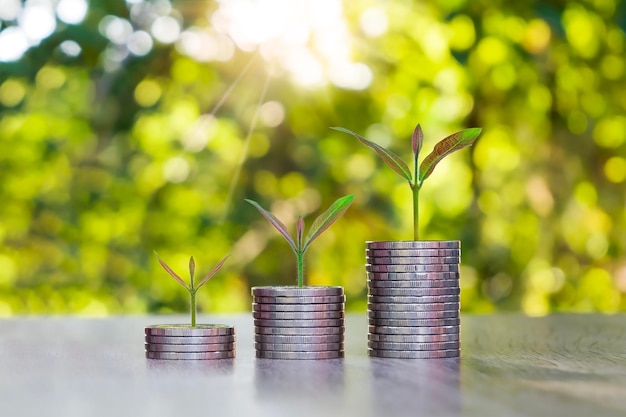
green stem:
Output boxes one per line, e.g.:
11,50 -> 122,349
413,185 -> 420,241
190,289 -> 197,327
296,251 -> 305,288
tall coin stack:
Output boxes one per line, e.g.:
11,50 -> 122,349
145,324 -> 236,360
366,241 -> 461,359
252,286 -> 345,360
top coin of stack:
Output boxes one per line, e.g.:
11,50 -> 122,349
252,286 -> 345,360
145,324 -> 236,360
366,241 -> 461,359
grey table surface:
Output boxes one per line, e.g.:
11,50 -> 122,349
1,314 -> 626,417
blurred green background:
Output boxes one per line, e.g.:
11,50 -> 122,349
1,0 -> 625,316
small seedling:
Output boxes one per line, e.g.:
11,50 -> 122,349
245,195 -> 354,288
154,252 -> 231,327
331,124 -> 481,240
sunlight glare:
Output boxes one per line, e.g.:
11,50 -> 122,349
212,0 -> 371,89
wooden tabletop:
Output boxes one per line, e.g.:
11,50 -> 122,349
1,314 -> 625,417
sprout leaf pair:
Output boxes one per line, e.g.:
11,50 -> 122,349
246,195 -> 354,287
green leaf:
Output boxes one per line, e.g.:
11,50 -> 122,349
196,254 -> 231,289
303,195 -> 354,252
154,252 -> 189,289
245,198 -> 298,253
331,127 -> 413,184
418,127 -> 482,183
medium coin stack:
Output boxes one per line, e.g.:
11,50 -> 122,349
366,241 -> 461,359
145,324 -> 236,360
252,286 -> 345,360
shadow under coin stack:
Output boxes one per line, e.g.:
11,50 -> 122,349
145,324 -> 236,360
252,286 -> 345,359
366,241 -> 461,359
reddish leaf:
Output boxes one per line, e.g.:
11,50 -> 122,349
196,253 -> 231,289
245,199 -> 298,253
196,254 -> 231,289
303,195 -> 354,252
296,216 -> 305,251
154,252 -> 189,289
412,123 -> 423,157
331,127 -> 413,184
418,128 -> 482,183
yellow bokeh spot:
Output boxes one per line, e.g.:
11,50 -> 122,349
171,57 -> 200,83
522,19 -> 551,53
528,85 -> 552,112
254,170 -> 278,196
521,293 -> 549,316
473,126 -> 520,173
476,37 -> 509,66
448,14 -> 475,50
601,55 -> 624,80
134,79 -> 162,107
563,7 -> 602,58
593,116 -> 626,148
604,157 -> 626,183
577,267 -> 619,312
574,181 -> 597,206
345,153 -> 375,181
0,79 -> 26,107
491,63 -> 517,90
279,172 -> 307,198
248,133 -> 270,158
36,66 -> 66,89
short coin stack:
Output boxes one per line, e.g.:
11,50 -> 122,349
252,286 -> 345,360
366,241 -> 461,359
145,324 -> 236,360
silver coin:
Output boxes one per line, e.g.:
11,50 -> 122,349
368,333 -> 459,343
369,287 -> 460,296
252,310 -> 344,320
367,271 -> 459,281
367,302 -> 460,312
145,342 -> 235,352
252,286 -> 343,297
255,342 -> 344,352
145,324 -> 235,337
253,295 -> 346,304
252,302 -> 344,312
367,279 -> 459,289
366,264 -> 460,273
145,335 -> 236,345
368,317 -> 460,327
366,241 -> 460,250
146,351 -> 235,360
368,295 -> 460,304
369,325 -> 459,335
367,249 -> 461,257
255,326 -> 343,336
255,334 -> 344,344
368,349 -> 459,359
254,318 -> 344,328
368,310 -> 459,320
368,340 -> 460,351
366,256 -> 460,265
255,350 -> 344,360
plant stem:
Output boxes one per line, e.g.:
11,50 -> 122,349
296,251 -> 305,288
190,289 -> 197,327
413,185 -> 420,241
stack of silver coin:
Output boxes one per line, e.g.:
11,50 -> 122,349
252,286 -> 345,359
145,324 -> 236,360
366,241 -> 461,359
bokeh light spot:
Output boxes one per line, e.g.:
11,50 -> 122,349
593,116 -> 626,148
56,0 -> 88,25
0,79 -> 26,107
134,79 -> 162,107
603,157 -> 626,183
259,101 -> 285,127
151,15 -> 181,44
359,7 -> 388,38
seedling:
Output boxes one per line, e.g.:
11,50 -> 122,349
331,124 -> 481,240
245,195 -> 354,288
154,252 -> 231,327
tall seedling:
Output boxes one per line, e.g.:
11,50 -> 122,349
331,125 -> 481,240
